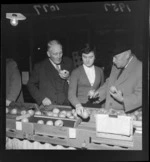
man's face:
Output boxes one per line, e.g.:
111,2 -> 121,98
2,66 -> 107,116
113,50 -> 130,68
82,51 -> 95,67
47,44 -> 63,65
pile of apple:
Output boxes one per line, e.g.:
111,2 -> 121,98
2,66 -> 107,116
45,108 -> 78,119
127,110 -> 142,121
37,119 -> 64,127
6,107 -> 35,116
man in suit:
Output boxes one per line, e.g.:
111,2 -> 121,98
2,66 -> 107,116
6,58 -> 24,106
89,43 -> 142,113
27,40 -> 73,106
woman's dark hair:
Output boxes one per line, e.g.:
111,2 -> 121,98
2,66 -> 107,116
80,43 -> 95,55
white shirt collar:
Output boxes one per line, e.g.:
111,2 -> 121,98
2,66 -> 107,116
83,64 -> 94,70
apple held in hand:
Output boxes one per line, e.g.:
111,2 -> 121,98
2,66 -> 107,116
82,110 -> 89,119
110,86 -> 117,94
88,89 -> 95,98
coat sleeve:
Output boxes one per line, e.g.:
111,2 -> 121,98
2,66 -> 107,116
97,77 -> 109,102
7,62 -> 22,102
68,69 -> 81,107
123,64 -> 142,112
27,64 -> 45,105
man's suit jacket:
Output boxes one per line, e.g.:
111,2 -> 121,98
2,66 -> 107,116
27,57 -> 73,105
68,65 -> 104,107
6,59 -> 24,103
98,56 -> 142,112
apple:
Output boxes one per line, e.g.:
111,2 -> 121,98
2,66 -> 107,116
35,111 -> 42,115
110,86 -> 117,93
47,111 -> 53,116
46,120 -> 53,126
55,120 -> 63,127
37,120 -> 44,124
60,110 -> 67,115
28,110 -> 34,116
53,113 -> 58,117
88,89 -> 95,98
69,116 -> 74,119
53,108 -> 60,114
134,111 -> 139,116
82,110 -> 89,119
60,70 -> 69,75
21,118 -> 29,122
59,113 -> 66,118
20,110 -> 27,115
11,108 -> 17,114
137,115 -> 142,121
6,108 -> 9,114
66,111 -> 72,118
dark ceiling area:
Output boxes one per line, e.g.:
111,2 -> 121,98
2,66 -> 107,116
1,2 -> 147,71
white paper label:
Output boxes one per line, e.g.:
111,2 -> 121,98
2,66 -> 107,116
16,121 -> 22,130
68,128 -> 76,138
22,71 -> 29,85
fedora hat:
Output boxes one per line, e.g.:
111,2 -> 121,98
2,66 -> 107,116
112,42 -> 132,56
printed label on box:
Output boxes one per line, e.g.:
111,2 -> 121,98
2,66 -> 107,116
68,128 -> 76,138
16,121 -> 22,130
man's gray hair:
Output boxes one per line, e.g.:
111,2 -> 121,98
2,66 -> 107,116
47,40 -> 62,51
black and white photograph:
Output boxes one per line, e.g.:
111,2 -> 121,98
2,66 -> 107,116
1,1 -> 149,161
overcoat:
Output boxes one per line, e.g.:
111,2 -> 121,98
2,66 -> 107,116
6,59 -> 24,103
97,56 -> 142,112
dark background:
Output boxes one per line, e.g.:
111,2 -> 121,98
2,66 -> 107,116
1,1 -> 147,102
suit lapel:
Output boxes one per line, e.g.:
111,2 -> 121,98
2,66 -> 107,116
115,56 -> 137,85
44,59 -> 58,87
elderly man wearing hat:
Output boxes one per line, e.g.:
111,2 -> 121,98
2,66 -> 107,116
89,42 -> 142,113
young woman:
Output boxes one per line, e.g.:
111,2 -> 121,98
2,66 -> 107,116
68,44 -> 104,115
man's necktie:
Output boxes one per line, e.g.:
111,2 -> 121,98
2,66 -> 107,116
117,68 -> 124,80
55,65 -> 61,72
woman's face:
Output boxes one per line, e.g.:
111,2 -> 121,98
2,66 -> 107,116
82,51 -> 95,67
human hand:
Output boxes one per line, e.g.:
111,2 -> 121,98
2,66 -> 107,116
6,99 -> 12,106
42,97 -> 52,106
59,70 -> 69,79
109,86 -> 124,103
75,104 -> 84,116
91,90 -> 100,99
